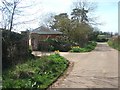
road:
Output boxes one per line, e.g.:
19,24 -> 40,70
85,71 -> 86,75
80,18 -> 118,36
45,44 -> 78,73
52,42 -> 118,88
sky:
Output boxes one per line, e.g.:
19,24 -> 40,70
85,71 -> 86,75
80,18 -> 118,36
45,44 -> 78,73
96,2 -> 118,33
0,0 -> 119,33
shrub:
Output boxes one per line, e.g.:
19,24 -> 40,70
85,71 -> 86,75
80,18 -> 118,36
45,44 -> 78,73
2,30 -> 32,70
40,37 -> 71,52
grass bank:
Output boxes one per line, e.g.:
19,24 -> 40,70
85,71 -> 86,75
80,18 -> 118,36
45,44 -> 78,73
108,36 -> 120,51
2,54 -> 69,89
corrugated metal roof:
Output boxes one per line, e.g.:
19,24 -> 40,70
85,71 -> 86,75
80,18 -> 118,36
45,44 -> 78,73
31,26 -> 62,35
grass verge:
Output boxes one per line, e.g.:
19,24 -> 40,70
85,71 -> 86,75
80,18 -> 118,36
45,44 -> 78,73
2,54 -> 69,89
108,36 -> 120,51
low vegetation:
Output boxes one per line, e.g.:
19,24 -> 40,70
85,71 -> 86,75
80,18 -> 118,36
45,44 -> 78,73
108,36 -> 120,51
2,54 -> 69,89
70,41 -> 97,52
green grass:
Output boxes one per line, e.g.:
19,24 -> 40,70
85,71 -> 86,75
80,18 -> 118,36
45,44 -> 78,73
108,36 -> 120,51
2,54 -> 69,89
70,41 -> 97,52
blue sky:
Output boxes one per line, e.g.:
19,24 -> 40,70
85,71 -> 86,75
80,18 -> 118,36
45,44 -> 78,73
0,0 -> 119,33
96,2 -> 118,33
40,0 -> 118,33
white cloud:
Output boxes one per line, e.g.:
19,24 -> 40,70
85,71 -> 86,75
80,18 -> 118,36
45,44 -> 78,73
89,0 -> 119,2
0,0 -> 118,33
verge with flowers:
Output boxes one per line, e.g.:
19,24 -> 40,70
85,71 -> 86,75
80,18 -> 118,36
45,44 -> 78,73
3,54 -> 69,89
70,41 -> 97,52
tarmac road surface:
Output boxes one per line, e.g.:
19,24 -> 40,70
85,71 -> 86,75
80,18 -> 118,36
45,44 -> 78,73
53,42 -> 118,88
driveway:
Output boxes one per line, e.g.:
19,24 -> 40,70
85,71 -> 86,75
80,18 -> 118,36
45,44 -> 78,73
52,42 -> 118,88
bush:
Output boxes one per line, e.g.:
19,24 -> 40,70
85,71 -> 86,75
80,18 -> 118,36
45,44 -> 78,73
39,37 -> 71,52
2,54 -> 69,89
2,30 -> 33,69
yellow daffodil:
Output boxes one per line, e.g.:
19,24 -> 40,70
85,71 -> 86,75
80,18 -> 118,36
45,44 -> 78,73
54,50 -> 60,54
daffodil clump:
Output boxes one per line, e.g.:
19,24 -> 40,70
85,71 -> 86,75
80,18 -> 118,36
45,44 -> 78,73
70,46 -> 81,52
71,46 -> 80,48
54,50 -> 60,55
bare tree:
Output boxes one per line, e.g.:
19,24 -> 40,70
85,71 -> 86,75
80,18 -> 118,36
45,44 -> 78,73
73,0 -> 97,12
0,0 -> 21,31
0,0 -> 41,31
71,0 -> 99,25
39,12 -> 55,28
